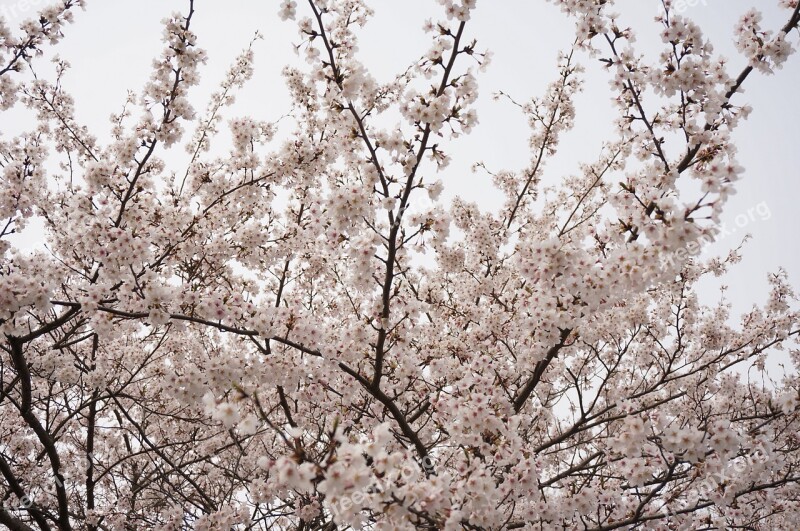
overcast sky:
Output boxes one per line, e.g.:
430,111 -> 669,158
3,0 -> 799,321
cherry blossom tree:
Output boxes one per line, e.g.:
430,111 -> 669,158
2,0 -> 800,529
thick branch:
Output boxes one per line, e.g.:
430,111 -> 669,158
513,329 -> 571,413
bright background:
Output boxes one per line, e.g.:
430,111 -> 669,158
3,0 -> 799,322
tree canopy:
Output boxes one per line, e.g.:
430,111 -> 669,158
1,1 -> 800,529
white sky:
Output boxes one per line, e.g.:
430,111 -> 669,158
2,0 -> 799,321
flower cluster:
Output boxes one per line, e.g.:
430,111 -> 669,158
0,0 -> 83,109
735,9 -> 795,73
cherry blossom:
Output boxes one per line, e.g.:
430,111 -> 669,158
1,0 -> 800,529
